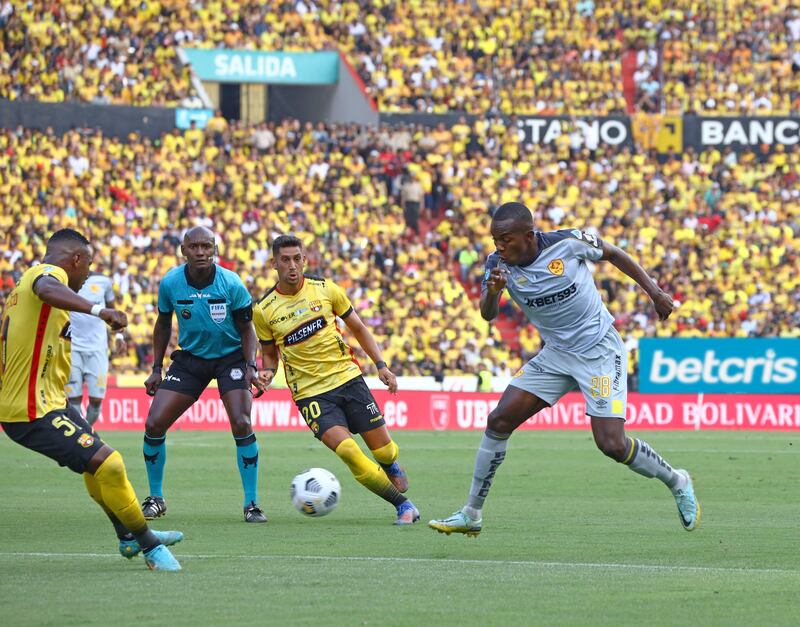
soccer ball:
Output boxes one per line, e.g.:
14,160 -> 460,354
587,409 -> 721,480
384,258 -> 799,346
290,468 -> 341,517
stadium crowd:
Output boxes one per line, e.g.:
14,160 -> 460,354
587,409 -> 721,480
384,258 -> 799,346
0,118 -> 798,387
2,0 -> 798,114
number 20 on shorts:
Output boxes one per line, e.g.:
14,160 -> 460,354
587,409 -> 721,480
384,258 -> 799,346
301,401 -> 321,433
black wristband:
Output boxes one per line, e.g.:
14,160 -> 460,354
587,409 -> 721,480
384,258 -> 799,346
375,360 -> 387,370
246,361 -> 258,371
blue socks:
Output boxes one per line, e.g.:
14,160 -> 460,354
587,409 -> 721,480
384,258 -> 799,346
144,432 -> 260,507
235,433 -> 260,507
143,434 -> 167,498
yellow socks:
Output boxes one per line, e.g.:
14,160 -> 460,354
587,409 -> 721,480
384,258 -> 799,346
92,451 -> 149,535
370,440 -> 398,466
335,438 -> 405,507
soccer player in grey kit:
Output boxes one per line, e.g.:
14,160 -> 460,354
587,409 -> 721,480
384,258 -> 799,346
429,202 -> 700,536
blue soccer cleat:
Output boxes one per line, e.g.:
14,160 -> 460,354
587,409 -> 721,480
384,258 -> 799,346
393,500 -> 420,525
119,530 -> 184,559
673,469 -> 701,531
384,462 -> 409,493
143,544 -> 182,572
428,509 -> 482,537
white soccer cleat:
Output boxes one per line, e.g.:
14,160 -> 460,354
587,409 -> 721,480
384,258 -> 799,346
672,469 -> 701,531
428,509 -> 482,537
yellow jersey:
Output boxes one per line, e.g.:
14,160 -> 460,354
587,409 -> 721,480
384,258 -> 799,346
254,275 -> 362,400
0,264 -> 72,422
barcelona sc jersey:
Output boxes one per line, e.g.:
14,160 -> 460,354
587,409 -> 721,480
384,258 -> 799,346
254,276 -> 362,400
0,264 -> 73,422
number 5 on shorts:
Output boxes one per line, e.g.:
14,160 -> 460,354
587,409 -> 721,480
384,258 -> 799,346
52,415 -> 78,437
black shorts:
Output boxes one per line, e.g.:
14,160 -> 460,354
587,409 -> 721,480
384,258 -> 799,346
1,406 -> 106,474
296,377 -> 386,439
159,349 -> 249,400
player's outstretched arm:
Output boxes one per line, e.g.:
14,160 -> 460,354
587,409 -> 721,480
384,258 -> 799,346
145,312 -> 172,395
342,310 -> 397,394
34,275 -> 127,329
600,242 -> 674,321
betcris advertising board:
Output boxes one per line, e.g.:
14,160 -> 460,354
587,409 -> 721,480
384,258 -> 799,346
639,339 -> 800,394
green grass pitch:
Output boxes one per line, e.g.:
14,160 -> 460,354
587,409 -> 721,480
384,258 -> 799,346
1,430 -> 798,626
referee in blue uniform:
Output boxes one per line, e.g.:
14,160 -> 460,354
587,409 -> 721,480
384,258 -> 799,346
140,226 -> 268,523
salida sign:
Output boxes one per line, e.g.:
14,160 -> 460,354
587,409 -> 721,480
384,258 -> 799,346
95,388 -> 800,431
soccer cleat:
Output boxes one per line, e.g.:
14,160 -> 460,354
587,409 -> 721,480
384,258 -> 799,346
673,469 -> 701,531
143,544 -> 182,572
428,509 -> 482,537
384,462 -> 409,493
141,496 -> 166,520
393,500 -> 420,525
244,503 -> 268,523
119,530 -> 184,559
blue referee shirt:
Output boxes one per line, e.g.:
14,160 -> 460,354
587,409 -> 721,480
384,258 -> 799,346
158,264 -> 252,359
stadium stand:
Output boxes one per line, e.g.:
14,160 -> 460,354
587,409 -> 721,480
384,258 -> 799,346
0,121 -> 508,381
660,0 -> 800,115
0,119 -> 798,388
6,0 -> 792,115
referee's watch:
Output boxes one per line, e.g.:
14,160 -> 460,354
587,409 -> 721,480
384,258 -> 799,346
246,361 -> 258,373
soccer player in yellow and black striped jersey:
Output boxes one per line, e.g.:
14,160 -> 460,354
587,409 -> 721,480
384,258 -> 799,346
254,234 -> 419,524
0,229 -> 182,570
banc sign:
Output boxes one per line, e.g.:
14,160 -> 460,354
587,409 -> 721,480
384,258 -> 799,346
639,338 -> 800,394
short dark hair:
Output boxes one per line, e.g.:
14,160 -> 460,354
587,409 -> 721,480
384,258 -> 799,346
47,228 -> 90,247
492,202 -> 533,226
272,234 -> 303,256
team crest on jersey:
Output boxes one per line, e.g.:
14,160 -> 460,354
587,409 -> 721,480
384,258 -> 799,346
77,433 -> 95,448
209,302 -> 227,323
547,259 -> 564,276
90,284 -> 100,293
309,300 -> 322,312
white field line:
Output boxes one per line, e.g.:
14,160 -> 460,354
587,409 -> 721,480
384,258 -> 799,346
0,552 -> 797,576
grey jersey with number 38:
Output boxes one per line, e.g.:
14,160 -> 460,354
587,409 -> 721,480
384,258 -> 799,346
482,229 -> 614,352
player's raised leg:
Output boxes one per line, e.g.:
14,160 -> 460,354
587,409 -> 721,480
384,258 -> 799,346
429,384 -> 550,536
221,387 -> 266,523
142,389 -> 195,519
86,444 -> 181,570
324,425 -> 419,524
592,418 -> 701,530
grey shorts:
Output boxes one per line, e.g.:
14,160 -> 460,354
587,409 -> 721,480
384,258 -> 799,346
65,349 -> 109,399
510,327 -> 627,418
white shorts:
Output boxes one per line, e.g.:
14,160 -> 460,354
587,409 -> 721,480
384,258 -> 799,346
66,349 -> 109,399
509,327 -> 627,418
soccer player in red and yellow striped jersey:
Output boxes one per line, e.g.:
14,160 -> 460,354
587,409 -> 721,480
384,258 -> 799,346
254,235 -> 419,525
0,229 -> 182,570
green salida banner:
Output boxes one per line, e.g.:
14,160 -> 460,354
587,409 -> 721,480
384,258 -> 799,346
181,49 -> 339,85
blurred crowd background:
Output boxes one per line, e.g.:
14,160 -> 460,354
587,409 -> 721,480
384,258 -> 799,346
3,1 -> 799,113
1,1 -> 799,389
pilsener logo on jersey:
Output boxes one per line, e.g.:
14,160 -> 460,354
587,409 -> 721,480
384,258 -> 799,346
284,316 -> 326,346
